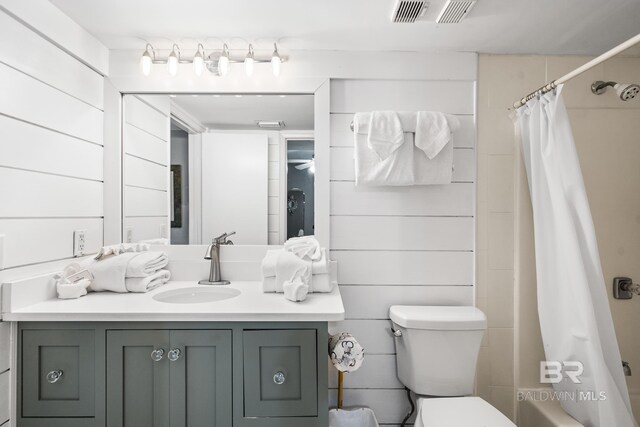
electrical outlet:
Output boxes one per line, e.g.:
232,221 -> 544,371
160,224 -> 168,239
126,227 -> 133,243
73,230 -> 87,257
0,234 -> 5,270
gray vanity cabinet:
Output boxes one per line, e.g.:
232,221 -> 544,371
106,329 -> 232,427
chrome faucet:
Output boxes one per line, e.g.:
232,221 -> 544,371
198,231 -> 235,285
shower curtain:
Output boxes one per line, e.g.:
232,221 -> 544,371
515,86 -> 637,427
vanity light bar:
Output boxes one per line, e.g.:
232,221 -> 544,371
140,42 -> 287,77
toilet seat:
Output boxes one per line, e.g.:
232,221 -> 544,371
415,396 -> 516,427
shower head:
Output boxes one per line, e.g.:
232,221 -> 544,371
591,80 -> 640,101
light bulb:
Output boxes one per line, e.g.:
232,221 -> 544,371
193,51 -> 204,76
167,45 -> 179,76
218,43 -> 230,77
140,51 -> 152,76
244,44 -> 254,77
271,43 -> 281,77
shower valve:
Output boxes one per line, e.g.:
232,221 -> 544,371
613,277 -> 640,300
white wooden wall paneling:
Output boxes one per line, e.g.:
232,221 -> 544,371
328,355 -> 403,389
124,186 -> 168,217
331,216 -> 474,251
0,115 -> 103,181
330,181 -> 474,216
0,168 -> 103,217
333,250 -> 474,285
123,217 -> 169,243
124,123 -> 168,165
330,146 -> 475,182
135,95 -> 171,116
0,63 -> 103,144
0,218 -> 103,268
124,96 -> 170,141
0,322 -> 9,372
329,319 -> 396,354
330,113 -> 475,148
330,80 -> 475,114
0,11 -> 104,109
0,370 -> 8,424
124,155 -> 168,191
340,285 -> 474,319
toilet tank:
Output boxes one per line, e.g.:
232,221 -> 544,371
390,305 -> 487,396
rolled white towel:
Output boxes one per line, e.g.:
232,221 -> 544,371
57,278 -> 91,299
275,251 -> 311,290
126,251 -> 169,277
263,274 -> 334,294
81,252 -> 139,293
126,269 -> 171,293
94,243 -> 150,260
262,248 -> 328,278
283,277 -> 309,302
284,236 -> 322,261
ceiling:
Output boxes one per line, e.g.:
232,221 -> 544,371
170,94 -> 314,130
50,0 -> 640,55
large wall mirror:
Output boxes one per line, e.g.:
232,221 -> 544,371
121,94 -> 314,245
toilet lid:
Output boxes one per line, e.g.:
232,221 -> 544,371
415,397 -> 516,427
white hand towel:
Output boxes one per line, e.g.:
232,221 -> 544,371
126,269 -> 171,293
412,132 -> 454,185
57,278 -> 91,299
283,277 -> 309,302
275,251 -> 311,291
415,111 -> 461,160
81,252 -> 139,293
284,236 -> 322,261
126,251 -> 169,277
367,111 -> 404,160
94,243 -> 150,260
261,249 -> 281,278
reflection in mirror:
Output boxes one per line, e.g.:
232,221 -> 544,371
122,94 -> 314,246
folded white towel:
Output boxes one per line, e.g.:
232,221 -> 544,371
283,277 -> 309,302
263,273 -> 334,293
367,111 -> 405,160
94,243 -> 150,260
126,269 -> 171,293
81,252 -> 139,293
284,236 -> 322,261
57,278 -> 91,299
275,251 -> 311,291
126,252 -> 169,277
415,111 -> 461,160
412,132 -> 454,185
262,248 -> 328,278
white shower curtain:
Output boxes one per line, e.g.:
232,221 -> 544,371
515,86 -> 636,427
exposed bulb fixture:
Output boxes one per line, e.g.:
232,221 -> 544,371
271,43 -> 282,77
167,44 -> 180,76
140,44 -> 155,76
244,44 -> 255,77
193,43 -> 205,76
218,43 -> 230,77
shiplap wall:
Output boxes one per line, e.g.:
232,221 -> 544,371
122,95 -> 170,243
328,79 -> 476,425
0,8 -> 106,425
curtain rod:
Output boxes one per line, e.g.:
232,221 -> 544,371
513,33 -> 640,109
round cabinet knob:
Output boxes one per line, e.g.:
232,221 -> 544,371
150,349 -> 165,362
46,370 -> 64,384
273,371 -> 286,385
167,348 -> 181,362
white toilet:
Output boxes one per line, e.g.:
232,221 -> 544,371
390,305 -> 516,427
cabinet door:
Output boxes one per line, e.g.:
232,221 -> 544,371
22,329 -> 95,418
106,330 -> 170,427
168,330 -> 232,427
243,329 -> 317,417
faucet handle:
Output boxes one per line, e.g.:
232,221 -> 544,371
213,231 -> 236,245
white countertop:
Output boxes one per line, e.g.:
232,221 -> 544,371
4,281 -> 345,322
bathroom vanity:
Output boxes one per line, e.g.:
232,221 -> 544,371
6,281 -> 344,427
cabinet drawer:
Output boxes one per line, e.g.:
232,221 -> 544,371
243,329 -> 317,417
22,329 -> 95,418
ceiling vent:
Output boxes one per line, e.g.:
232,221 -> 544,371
436,0 -> 477,23
256,120 -> 285,129
391,1 -> 429,23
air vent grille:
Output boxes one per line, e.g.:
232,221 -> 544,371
391,0 -> 429,23
436,0 -> 477,23
256,120 -> 285,129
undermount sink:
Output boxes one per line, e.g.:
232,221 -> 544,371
153,286 -> 241,304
